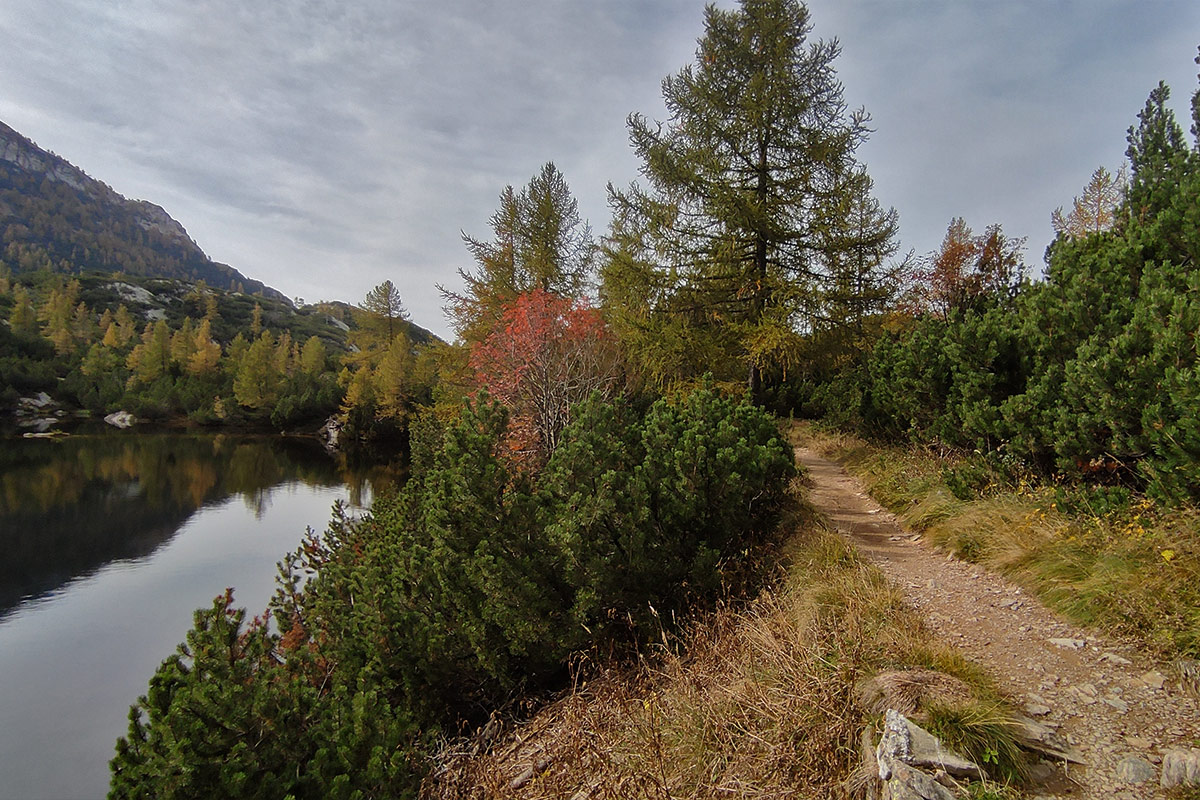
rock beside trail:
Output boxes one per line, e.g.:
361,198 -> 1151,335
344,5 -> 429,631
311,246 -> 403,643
877,710 -> 982,780
878,758 -> 956,800
1115,755 -> 1156,784
1161,748 -> 1200,788
104,410 -> 137,429
1048,637 -> 1086,650
1008,714 -> 1084,764
873,709 -> 984,799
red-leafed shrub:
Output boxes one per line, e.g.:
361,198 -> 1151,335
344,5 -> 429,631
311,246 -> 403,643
469,289 -> 621,462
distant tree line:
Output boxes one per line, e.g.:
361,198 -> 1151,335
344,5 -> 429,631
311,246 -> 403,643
0,272 -> 439,432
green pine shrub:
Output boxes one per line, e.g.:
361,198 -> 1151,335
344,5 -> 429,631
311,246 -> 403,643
110,386 -> 794,797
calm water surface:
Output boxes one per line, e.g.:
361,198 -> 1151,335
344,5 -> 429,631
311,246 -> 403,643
0,432 -> 399,800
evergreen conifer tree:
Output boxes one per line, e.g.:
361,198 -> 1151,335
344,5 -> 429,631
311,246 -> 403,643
1126,81 -> 1189,217
609,0 -> 896,398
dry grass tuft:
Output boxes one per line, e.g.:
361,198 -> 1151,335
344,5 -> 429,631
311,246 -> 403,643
422,526 -> 1023,799
855,669 -> 976,716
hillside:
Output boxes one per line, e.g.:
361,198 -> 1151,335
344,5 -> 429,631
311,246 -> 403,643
0,119 -> 286,302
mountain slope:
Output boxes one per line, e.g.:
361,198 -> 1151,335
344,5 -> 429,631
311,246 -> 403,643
0,120 -> 287,302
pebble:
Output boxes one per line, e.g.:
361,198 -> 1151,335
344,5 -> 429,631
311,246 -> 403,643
1027,762 -> 1057,782
1101,652 -> 1133,666
1104,696 -> 1130,713
1160,748 -> 1200,788
1050,637 -> 1086,649
1141,671 -> 1166,690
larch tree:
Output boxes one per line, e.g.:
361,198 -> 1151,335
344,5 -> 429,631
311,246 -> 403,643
250,302 -> 264,337
233,331 -> 280,410
40,279 -> 80,355
441,162 -> 593,343
187,319 -> 222,376
360,280 -> 408,343
1051,165 -> 1127,238
113,305 -> 138,346
905,218 -> 1025,320
9,284 -> 38,335
375,333 -> 415,422
607,0 -> 897,398
169,318 -> 197,368
299,335 -> 327,376
819,168 -> 902,335
126,320 -> 172,386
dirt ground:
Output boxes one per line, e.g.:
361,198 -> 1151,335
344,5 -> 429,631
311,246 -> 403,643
795,446 -> 1200,799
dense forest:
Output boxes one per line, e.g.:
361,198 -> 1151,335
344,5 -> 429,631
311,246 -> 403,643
0,269 -> 439,433
800,74 -> 1200,503
0,0 -> 1194,795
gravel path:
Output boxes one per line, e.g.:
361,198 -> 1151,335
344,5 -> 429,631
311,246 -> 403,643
796,446 -> 1200,799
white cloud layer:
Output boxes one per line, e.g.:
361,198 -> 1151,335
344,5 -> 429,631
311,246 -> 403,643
1,0 -> 1197,338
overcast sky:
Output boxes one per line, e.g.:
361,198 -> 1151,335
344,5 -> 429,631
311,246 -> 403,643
1,1 -> 1197,340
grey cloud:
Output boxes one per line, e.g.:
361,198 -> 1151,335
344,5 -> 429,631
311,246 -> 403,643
2,0 -> 1197,338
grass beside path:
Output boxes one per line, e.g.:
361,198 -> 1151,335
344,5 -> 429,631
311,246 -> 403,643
793,422 -> 1200,664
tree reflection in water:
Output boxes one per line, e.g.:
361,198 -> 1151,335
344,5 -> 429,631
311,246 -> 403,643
0,433 -> 404,618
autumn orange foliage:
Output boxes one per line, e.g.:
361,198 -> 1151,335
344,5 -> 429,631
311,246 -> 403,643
469,289 -> 621,464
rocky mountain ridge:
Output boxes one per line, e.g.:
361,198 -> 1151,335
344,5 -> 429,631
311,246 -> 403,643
0,119 -> 287,303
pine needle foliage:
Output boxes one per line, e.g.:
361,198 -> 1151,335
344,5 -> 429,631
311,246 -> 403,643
110,387 -> 794,797
606,0 -> 898,398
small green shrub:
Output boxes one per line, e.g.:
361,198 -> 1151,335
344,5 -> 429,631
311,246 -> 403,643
1052,484 -> 1133,519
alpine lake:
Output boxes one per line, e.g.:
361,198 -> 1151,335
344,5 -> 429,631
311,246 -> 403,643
0,428 -> 403,800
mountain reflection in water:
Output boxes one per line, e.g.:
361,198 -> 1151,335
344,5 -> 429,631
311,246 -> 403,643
0,432 -> 401,619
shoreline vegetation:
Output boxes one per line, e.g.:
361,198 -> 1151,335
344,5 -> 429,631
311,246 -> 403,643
107,388 -> 798,797
0,0 -> 1195,795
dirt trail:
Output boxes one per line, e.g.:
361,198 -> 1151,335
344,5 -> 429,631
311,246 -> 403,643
795,446 -> 1200,799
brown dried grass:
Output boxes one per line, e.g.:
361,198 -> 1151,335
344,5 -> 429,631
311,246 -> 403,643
422,529 -> 1008,799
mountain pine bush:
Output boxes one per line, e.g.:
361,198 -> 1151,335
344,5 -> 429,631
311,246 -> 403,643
110,386 -> 793,797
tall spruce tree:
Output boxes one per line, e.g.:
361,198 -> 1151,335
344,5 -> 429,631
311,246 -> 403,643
607,0 -> 896,398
